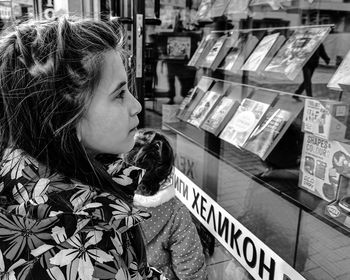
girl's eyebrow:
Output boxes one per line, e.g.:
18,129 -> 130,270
109,81 -> 127,95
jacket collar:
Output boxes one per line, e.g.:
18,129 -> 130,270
133,184 -> 175,208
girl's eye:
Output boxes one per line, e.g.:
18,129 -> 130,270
115,90 -> 126,99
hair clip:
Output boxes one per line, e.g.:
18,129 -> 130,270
153,141 -> 163,156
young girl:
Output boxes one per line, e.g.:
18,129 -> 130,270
124,129 -> 207,280
0,17 -> 164,280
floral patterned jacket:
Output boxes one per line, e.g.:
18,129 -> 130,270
0,148 -> 165,280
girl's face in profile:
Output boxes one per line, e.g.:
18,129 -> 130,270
78,50 -> 142,155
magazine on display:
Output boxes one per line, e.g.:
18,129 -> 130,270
201,84 -> 254,135
219,88 -> 278,147
219,99 -> 274,148
226,0 -> 250,15
208,33 -> 240,71
218,33 -> 259,73
195,0 -> 213,22
177,77 -> 215,121
201,35 -> 228,69
264,26 -> 331,80
188,33 -> 216,67
194,35 -> 218,68
187,80 -> 231,127
244,94 -> 304,160
208,0 -> 230,18
250,0 -> 292,10
327,49 -> 350,91
241,33 -> 286,72
187,90 -> 222,127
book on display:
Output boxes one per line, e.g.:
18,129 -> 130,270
188,33 -> 217,67
226,0 -> 250,15
250,0 -> 291,10
187,80 -> 231,127
201,84 -> 254,135
208,0 -> 230,18
208,33 -> 239,71
218,33 -> 259,73
177,76 -> 215,121
195,0 -> 213,22
241,33 -> 285,72
264,26 -> 331,80
219,89 -> 278,147
201,35 -> 228,69
187,90 -> 222,127
194,35 -> 218,68
244,94 -> 304,160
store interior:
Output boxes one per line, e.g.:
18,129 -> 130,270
5,1 -> 350,280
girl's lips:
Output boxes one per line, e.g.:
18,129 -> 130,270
129,126 -> 138,133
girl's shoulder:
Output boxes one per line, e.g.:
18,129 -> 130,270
134,185 -> 176,208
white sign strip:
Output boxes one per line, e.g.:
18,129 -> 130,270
174,167 -> 306,280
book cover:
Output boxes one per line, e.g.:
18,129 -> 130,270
167,37 -> 191,60
177,77 -> 215,121
226,0 -> 250,15
327,49 -> 350,91
195,35 -> 218,68
186,79 -> 231,127
195,0 -> 213,22
265,26 -> 331,80
250,0 -> 281,10
209,33 -> 239,71
208,0 -> 230,18
299,133 -> 350,202
244,94 -> 304,160
201,84 -> 254,135
201,35 -> 228,69
219,98 -> 272,148
218,33 -> 259,73
177,87 -> 206,122
196,76 -> 216,92
217,34 -> 246,71
241,33 -> 285,72
188,34 -> 216,67
302,99 -> 350,140
187,90 -> 222,127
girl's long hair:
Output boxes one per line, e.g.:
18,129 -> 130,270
0,17 -> 145,264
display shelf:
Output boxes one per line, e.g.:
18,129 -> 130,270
152,2 -> 350,279
165,121 -> 350,237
